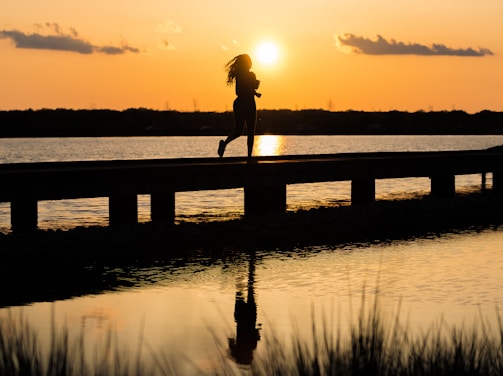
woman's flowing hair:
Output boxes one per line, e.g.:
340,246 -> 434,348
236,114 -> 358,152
225,54 -> 252,85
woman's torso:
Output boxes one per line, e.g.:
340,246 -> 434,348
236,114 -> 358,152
235,71 -> 258,98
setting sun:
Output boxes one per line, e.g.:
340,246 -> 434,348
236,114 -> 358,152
255,42 -> 280,66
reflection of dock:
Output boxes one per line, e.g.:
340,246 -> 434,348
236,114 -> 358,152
1,149 -> 503,231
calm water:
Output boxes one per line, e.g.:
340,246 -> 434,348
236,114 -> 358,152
1,135 -> 503,373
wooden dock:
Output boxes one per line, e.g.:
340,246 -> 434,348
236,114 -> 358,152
1,149 -> 502,232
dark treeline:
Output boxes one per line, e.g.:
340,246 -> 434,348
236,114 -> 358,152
1,108 -> 502,137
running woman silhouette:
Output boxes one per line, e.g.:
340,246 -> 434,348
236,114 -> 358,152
218,54 -> 261,159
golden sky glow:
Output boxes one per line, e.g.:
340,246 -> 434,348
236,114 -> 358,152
1,0 -> 502,112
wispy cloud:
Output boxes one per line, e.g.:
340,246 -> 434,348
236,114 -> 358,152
155,19 -> 181,50
221,39 -> 240,51
0,23 -> 140,55
335,33 -> 493,57
159,39 -> 176,51
155,19 -> 182,34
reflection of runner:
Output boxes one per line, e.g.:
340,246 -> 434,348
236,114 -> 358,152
218,54 -> 261,159
228,253 -> 260,365
228,292 -> 260,364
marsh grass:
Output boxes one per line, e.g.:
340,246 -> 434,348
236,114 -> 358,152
250,293 -> 503,376
1,296 -> 503,375
0,310 -> 156,376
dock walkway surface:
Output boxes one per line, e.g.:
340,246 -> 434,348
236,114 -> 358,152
1,149 -> 502,232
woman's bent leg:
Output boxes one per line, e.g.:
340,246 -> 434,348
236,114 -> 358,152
218,99 -> 246,157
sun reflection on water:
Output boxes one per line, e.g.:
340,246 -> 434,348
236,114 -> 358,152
255,135 -> 285,156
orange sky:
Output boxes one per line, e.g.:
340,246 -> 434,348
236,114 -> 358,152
1,0 -> 502,112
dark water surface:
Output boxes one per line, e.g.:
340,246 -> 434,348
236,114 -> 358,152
1,225 -> 502,373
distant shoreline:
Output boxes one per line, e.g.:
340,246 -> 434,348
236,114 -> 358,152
1,109 -> 502,137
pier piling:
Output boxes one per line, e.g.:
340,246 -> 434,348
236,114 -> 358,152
109,194 -> 138,226
430,175 -> 456,198
351,179 -> 376,205
11,199 -> 37,232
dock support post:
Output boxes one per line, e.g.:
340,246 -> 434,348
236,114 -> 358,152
11,199 -> 38,232
351,179 -> 375,205
430,175 -> 455,198
151,192 -> 175,224
109,194 -> 138,226
244,183 -> 286,216
493,171 -> 503,193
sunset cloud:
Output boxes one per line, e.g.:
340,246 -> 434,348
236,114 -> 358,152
155,19 -> 182,34
159,39 -> 176,51
335,33 -> 493,57
0,23 -> 140,55
221,39 -> 240,51
155,19 -> 181,50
